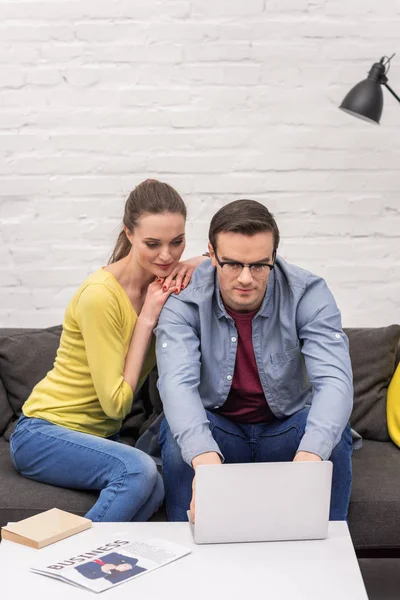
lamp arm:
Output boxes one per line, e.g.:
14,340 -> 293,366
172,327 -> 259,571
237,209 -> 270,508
383,82 -> 400,104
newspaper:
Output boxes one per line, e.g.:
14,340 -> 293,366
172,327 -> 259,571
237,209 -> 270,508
31,536 -> 191,593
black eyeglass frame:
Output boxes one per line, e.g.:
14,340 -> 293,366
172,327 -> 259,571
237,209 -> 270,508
213,249 -> 275,276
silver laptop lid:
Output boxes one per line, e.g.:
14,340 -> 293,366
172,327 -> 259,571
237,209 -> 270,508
194,461 -> 333,544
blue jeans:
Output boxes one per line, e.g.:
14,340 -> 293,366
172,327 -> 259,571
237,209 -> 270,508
10,415 -> 164,522
160,407 -> 352,522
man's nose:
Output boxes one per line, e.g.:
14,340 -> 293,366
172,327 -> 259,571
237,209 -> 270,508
237,266 -> 253,285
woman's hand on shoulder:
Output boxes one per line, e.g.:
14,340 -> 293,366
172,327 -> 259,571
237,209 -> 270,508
162,255 -> 208,294
139,278 -> 176,327
139,254 -> 207,327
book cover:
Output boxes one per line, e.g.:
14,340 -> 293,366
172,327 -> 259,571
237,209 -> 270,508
1,508 -> 92,549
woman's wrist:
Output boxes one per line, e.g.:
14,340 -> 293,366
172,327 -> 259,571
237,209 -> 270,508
137,312 -> 157,330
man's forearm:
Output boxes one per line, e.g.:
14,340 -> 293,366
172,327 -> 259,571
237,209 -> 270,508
297,385 -> 353,460
162,406 -> 223,466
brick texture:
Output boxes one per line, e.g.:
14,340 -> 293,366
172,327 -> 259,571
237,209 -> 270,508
1,0 -> 400,327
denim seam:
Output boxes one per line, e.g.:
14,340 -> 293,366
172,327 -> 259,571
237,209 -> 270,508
9,436 -> 20,471
96,470 -> 127,521
252,423 -> 304,462
209,423 -> 248,441
259,423 -> 302,439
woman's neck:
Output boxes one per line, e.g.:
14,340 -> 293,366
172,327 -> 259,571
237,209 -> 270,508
104,252 -> 154,298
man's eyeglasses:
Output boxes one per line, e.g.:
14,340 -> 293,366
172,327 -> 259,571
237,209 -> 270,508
214,250 -> 275,278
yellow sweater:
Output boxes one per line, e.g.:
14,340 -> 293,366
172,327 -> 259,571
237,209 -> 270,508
23,269 -> 156,438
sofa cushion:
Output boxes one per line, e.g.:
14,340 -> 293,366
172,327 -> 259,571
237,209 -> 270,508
0,326 -> 62,417
349,439 -> 400,550
345,326 -> 400,442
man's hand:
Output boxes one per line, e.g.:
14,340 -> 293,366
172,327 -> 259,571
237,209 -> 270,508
190,451 -> 222,523
293,451 -> 322,462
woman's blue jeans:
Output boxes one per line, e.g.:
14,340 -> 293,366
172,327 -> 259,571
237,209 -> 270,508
160,407 -> 353,522
10,415 -> 164,522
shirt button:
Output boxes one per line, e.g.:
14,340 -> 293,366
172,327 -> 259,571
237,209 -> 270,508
335,334 -> 341,339
231,337 -> 237,343
227,375 -> 232,381
162,342 -> 168,348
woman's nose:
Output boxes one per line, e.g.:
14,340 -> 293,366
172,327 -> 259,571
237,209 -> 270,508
158,248 -> 171,262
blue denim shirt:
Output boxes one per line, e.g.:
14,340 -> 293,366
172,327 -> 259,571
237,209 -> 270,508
155,257 -> 353,466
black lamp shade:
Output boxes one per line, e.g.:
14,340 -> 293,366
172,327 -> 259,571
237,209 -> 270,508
340,78 -> 383,124
339,61 -> 388,124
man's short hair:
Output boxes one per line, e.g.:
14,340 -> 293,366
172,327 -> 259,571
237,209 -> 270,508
208,199 -> 280,253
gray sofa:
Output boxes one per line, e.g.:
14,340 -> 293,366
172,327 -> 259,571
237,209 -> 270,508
0,324 -> 399,556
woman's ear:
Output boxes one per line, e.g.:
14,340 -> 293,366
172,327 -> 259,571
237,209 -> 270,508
123,225 -> 133,245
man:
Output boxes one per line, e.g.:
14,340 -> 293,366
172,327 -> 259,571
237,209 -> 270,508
155,200 -> 353,522
74,552 -> 146,582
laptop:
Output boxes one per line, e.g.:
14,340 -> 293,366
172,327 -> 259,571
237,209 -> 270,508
189,460 -> 333,544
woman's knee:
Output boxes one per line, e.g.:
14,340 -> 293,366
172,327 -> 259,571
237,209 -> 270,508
124,451 -> 159,493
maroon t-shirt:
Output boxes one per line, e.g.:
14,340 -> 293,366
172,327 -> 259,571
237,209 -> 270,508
215,306 -> 275,424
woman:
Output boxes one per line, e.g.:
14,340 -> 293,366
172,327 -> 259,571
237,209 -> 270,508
9,179 -> 203,522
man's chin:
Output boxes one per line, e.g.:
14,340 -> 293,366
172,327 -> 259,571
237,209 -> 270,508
231,293 -> 258,307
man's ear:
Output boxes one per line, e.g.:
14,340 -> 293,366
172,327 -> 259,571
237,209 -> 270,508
208,242 -> 217,267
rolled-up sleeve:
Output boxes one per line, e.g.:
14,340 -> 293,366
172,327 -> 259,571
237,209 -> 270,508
296,276 -> 354,460
155,300 -> 222,465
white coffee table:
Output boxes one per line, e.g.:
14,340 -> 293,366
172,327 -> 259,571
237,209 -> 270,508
1,521 -> 368,599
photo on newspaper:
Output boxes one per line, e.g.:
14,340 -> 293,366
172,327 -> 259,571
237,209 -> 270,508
31,537 -> 191,593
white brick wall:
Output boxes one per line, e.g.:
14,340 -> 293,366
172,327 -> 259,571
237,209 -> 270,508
1,0 -> 400,328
